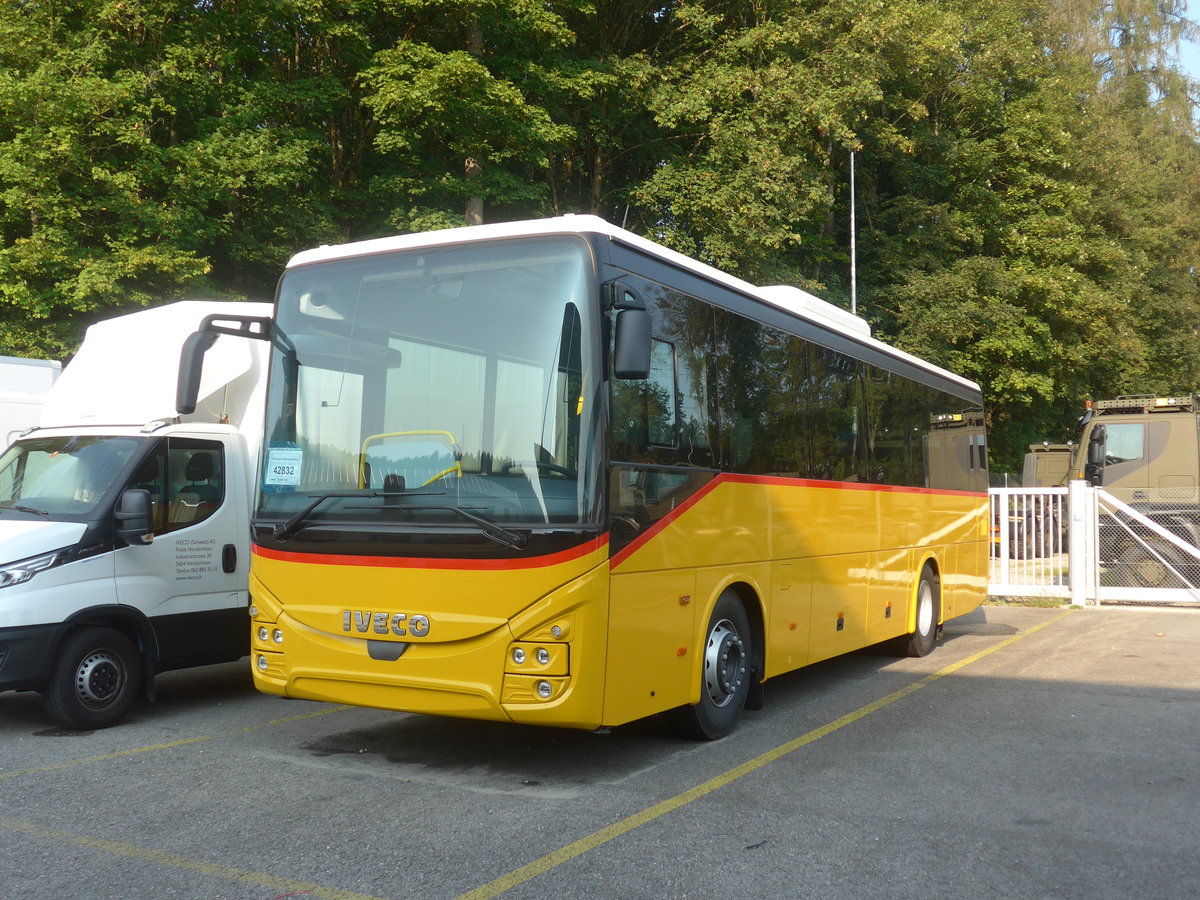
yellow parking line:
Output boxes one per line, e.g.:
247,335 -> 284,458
0,704 -> 351,781
456,608 -> 1076,900
0,736 -> 213,781
0,817 -> 389,900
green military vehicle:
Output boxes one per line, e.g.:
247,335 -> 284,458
1074,394 -> 1200,585
1021,442 -> 1073,487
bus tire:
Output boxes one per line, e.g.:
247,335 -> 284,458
42,627 -> 142,730
675,592 -> 752,741
898,566 -> 940,658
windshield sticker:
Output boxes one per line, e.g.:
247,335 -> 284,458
264,447 -> 303,486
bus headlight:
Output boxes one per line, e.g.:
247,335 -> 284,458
258,626 -> 270,642
535,647 -> 550,665
272,628 -> 283,644
512,647 -> 526,664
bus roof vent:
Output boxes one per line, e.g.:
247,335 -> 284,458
757,285 -> 872,338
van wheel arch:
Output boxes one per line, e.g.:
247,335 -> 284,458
62,607 -> 158,700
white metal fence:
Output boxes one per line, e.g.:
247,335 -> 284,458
989,483 -> 1200,605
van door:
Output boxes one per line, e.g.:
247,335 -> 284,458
114,435 -> 249,668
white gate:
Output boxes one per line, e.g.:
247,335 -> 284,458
989,483 -> 1200,605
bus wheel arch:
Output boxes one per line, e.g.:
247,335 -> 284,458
675,585 -> 761,740
898,561 -> 941,658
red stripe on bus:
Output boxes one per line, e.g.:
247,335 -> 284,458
253,534 -> 609,571
607,473 -> 985,569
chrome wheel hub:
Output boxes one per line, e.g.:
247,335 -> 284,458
703,619 -> 746,707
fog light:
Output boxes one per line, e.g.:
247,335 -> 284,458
536,680 -> 553,699
512,647 -> 526,664
256,655 -> 268,672
258,626 -> 269,642
272,629 -> 283,644
536,648 -> 550,665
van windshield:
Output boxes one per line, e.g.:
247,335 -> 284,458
0,435 -> 142,518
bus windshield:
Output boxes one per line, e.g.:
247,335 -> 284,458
257,235 -> 602,535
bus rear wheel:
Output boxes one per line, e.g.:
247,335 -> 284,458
42,627 -> 142,730
676,592 -> 753,740
896,566 -> 940,658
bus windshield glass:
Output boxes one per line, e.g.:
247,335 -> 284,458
257,235 -> 601,533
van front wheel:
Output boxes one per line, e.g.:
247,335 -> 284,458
43,627 -> 142,730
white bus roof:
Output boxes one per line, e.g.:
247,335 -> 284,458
287,215 -> 980,395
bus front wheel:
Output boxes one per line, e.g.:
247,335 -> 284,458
676,592 -> 752,740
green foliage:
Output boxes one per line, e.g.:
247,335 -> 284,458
0,0 -> 1196,477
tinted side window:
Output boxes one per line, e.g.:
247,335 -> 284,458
804,345 -> 868,481
609,280 -> 715,468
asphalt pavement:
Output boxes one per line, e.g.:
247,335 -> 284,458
1,603 -> 1197,899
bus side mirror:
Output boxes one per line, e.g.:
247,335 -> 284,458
115,489 -> 154,545
613,308 -> 651,379
177,313 -> 273,415
1084,424 -> 1106,486
177,330 -> 219,415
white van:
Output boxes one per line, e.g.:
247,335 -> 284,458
0,302 -> 271,729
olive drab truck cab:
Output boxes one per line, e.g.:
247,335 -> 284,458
1074,395 -> 1200,567
1022,443 -> 1073,488
1074,396 -> 1200,506
0,301 -> 271,729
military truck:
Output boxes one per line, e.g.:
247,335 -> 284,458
1074,394 -> 1200,585
1022,442 -> 1072,487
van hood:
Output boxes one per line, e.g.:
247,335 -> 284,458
0,518 -> 88,564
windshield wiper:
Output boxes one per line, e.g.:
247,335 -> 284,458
0,503 -> 49,516
413,504 -> 528,550
271,493 -> 527,550
272,491 -> 368,541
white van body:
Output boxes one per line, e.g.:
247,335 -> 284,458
0,301 -> 271,728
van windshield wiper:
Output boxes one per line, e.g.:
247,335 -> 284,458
271,493 -> 527,549
0,503 -> 49,516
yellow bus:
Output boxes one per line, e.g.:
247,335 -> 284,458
208,216 -> 988,739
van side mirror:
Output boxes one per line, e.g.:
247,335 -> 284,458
1084,424 -> 1106,486
115,489 -> 154,545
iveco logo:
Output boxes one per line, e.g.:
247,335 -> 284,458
342,610 -> 431,638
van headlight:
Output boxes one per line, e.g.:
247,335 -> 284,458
0,548 -> 70,589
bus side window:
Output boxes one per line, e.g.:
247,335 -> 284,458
611,337 -> 677,458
